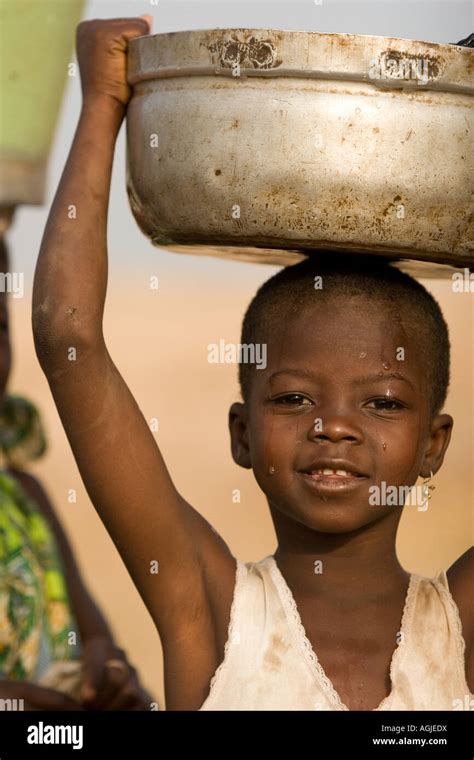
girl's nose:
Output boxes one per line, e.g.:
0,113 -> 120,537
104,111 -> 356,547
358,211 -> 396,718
309,411 -> 363,444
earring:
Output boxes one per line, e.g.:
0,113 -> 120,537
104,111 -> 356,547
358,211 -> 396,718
268,466 -> 275,475
421,471 -> 435,510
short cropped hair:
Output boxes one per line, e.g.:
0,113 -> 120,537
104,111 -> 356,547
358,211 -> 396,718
239,254 -> 450,418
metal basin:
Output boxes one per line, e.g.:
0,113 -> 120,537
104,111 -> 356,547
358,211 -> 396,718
126,29 -> 473,276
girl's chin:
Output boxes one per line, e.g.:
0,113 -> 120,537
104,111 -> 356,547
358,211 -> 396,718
287,504 -> 384,535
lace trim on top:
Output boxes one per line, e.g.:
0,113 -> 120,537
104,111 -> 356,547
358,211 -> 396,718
266,555 -> 419,711
199,556 -> 248,709
434,570 -> 472,696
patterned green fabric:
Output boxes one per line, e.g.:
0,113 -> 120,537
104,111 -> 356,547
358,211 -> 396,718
0,399 -> 79,680
0,394 -> 47,469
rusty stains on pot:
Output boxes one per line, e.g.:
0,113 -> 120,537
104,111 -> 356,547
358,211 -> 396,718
206,34 -> 283,70
372,48 -> 445,81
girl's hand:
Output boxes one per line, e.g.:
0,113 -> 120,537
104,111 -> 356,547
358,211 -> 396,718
81,637 -> 153,711
76,16 -> 152,108
0,680 -> 83,711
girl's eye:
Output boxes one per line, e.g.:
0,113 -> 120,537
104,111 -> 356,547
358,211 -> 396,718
366,397 -> 404,411
274,394 -> 313,406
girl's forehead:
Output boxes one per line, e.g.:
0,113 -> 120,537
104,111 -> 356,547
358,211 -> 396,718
273,299 -> 413,348
262,302 -> 425,381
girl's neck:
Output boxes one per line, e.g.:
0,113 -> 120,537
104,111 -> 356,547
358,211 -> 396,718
273,515 -> 408,604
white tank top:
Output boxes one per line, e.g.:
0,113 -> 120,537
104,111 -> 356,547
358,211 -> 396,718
199,555 -> 471,710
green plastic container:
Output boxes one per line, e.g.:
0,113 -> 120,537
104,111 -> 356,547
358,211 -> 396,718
0,0 -> 84,206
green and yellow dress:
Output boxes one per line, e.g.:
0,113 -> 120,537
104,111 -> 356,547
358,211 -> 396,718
0,395 -> 80,683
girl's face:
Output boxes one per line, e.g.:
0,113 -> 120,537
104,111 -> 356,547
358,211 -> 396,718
229,297 -> 453,534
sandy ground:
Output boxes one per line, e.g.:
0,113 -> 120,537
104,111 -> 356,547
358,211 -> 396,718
7,259 -> 473,708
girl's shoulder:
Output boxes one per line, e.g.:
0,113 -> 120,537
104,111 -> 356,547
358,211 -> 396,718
447,547 -> 474,617
446,547 -> 474,692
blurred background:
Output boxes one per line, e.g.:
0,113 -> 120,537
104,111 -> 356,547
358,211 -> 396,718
1,0 -> 472,706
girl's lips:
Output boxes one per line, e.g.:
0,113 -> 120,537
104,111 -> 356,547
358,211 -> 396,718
303,469 -> 363,480
299,470 -> 368,493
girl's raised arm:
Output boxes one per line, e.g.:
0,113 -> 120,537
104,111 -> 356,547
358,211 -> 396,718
32,19 -> 236,660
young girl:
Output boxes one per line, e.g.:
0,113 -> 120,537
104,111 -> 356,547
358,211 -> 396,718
0,237 -> 152,711
31,17 -> 473,711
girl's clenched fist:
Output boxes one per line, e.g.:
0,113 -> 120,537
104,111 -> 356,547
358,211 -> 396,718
76,17 -> 151,107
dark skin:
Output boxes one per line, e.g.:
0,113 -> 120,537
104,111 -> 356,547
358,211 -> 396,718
31,18 -> 473,710
229,299 -> 463,709
0,255 -> 152,710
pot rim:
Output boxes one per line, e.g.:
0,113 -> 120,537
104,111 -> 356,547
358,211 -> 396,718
128,28 -> 474,95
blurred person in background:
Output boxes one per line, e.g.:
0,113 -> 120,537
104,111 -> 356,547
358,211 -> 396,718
0,226 -> 154,711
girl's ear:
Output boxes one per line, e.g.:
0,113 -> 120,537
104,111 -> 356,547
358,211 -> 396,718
228,402 -> 252,469
420,413 -> 454,477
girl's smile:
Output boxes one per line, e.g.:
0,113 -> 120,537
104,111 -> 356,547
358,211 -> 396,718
298,467 -> 367,494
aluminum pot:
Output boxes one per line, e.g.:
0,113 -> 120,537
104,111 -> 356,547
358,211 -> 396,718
126,29 -> 473,276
